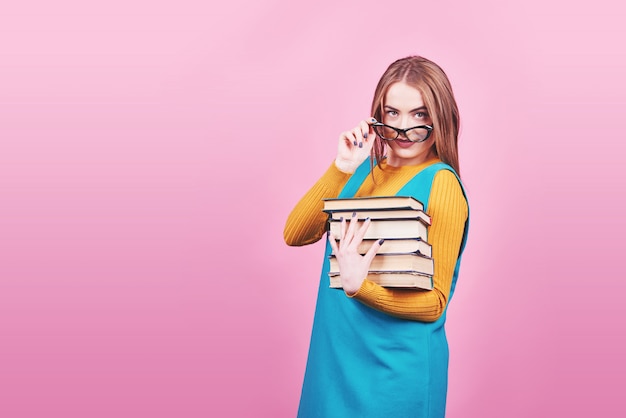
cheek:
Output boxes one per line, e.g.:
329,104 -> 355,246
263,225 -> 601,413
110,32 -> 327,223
429,140 -> 438,155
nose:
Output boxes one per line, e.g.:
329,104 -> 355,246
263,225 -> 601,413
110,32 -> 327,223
397,116 -> 413,138
399,115 -> 413,130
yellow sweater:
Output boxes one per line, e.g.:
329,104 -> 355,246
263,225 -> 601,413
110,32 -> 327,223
284,158 -> 468,322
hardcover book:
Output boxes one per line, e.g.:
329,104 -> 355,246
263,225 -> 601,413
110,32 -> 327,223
327,209 -> 431,225
330,238 -> 432,257
329,272 -> 433,290
329,253 -> 434,276
329,218 -> 428,240
323,195 -> 424,212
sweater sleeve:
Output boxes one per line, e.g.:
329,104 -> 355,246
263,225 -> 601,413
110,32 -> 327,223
350,169 -> 468,322
283,163 -> 352,247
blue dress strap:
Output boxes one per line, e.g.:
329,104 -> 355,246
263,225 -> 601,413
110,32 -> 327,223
397,162 -> 470,255
337,158 -> 374,199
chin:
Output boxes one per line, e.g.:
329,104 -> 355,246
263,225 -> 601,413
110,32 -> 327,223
391,147 -> 425,159
388,144 -> 435,165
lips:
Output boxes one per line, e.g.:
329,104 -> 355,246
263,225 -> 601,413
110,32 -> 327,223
393,139 -> 415,148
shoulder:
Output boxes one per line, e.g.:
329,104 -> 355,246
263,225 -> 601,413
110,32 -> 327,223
432,167 -> 462,189
429,169 -> 468,217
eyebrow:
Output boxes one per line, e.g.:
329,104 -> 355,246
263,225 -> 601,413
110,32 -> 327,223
384,105 -> 428,113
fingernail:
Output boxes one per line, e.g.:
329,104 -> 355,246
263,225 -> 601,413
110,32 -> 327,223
339,216 -> 344,221
378,239 -> 385,245
358,142 -> 363,148
371,118 -> 377,122
365,217 -> 370,221
353,140 -> 358,146
352,211 -> 356,218
363,132 -> 368,139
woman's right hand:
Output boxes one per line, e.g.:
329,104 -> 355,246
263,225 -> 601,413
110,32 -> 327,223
334,118 -> 377,173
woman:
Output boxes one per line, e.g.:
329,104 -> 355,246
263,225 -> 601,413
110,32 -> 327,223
284,56 -> 470,418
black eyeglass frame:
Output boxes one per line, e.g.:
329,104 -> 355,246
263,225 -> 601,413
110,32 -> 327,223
372,122 -> 434,143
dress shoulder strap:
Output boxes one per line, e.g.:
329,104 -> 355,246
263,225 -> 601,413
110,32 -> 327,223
397,162 -> 451,211
337,158 -> 373,199
338,158 -> 456,207
398,162 -> 470,257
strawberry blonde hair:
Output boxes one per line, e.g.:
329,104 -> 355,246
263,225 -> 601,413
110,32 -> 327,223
370,56 -> 461,177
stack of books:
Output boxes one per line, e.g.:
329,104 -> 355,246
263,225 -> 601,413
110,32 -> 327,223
323,196 -> 434,290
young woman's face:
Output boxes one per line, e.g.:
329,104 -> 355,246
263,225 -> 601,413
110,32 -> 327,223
382,81 -> 436,167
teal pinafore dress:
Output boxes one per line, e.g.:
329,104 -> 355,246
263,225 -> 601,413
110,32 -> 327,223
297,159 -> 470,418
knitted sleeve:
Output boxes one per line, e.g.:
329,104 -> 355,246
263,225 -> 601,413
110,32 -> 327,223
283,163 -> 352,247
350,169 -> 468,322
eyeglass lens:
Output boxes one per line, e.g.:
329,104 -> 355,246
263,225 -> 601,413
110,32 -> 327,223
373,125 -> 429,142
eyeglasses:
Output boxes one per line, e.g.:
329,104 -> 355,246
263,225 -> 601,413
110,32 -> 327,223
372,122 -> 433,143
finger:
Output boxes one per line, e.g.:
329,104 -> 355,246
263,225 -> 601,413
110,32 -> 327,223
359,120 -> 370,144
340,216 -> 347,241
363,238 -> 384,264
340,131 -> 357,148
347,130 -> 359,147
352,216 -> 371,245
366,117 -> 378,132
344,212 -> 360,246
328,231 -> 339,253
327,221 -> 339,240
362,119 -> 378,151
351,127 -> 364,149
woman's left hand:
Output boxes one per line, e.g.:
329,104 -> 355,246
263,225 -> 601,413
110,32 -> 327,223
328,214 -> 383,296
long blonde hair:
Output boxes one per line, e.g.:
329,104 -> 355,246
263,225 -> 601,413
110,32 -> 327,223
370,56 -> 461,176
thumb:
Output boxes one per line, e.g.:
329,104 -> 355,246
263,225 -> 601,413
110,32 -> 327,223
363,238 -> 384,264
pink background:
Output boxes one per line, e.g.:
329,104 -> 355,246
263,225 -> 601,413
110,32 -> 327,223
1,0 -> 624,416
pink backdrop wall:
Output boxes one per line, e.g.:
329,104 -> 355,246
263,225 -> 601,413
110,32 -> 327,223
1,0 -> 624,416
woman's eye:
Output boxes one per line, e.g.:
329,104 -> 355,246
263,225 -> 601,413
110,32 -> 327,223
415,112 -> 426,118
387,110 -> 398,117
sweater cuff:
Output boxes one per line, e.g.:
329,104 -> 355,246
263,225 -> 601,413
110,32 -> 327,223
347,279 -> 379,303
328,161 -> 356,179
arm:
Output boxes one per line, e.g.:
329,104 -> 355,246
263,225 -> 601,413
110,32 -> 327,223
284,118 -> 379,246
283,163 -> 352,246
349,170 -> 468,322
